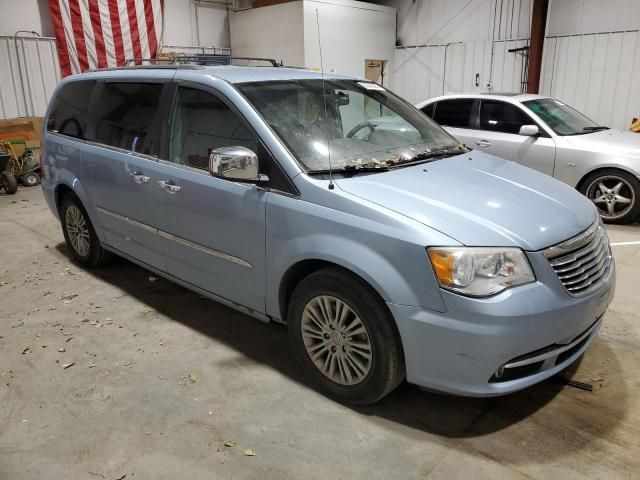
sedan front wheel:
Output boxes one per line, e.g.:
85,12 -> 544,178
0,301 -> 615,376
581,169 -> 640,224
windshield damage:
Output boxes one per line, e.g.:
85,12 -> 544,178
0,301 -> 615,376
238,79 -> 460,175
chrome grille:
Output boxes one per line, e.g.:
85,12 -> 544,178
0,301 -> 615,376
544,221 -> 612,297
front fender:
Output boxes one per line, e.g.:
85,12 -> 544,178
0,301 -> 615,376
265,195 -> 449,321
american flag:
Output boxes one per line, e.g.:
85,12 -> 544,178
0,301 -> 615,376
48,0 -> 164,77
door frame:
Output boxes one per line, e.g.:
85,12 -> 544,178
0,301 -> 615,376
156,79 -> 298,197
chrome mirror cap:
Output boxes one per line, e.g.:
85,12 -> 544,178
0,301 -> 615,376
208,146 -> 264,182
519,125 -> 539,136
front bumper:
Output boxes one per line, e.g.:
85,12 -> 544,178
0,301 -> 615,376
389,255 -> 616,397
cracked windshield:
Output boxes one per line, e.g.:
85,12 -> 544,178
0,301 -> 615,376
238,79 -> 464,173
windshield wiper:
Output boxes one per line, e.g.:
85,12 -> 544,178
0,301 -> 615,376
308,163 -> 390,177
582,126 -> 609,132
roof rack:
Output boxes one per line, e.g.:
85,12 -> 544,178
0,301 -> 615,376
125,55 -> 282,67
174,55 -> 282,67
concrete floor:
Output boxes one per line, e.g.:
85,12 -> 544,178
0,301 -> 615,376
1,186 -> 639,480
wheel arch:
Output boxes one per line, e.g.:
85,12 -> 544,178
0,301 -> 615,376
277,258 -> 406,359
54,183 -> 75,215
575,165 -> 640,191
278,259 -> 392,324
53,179 -> 106,241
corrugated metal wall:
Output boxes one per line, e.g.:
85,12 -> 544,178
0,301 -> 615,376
390,38 -> 530,103
0,35 -> 61,119
390,31 -> 640,131
540,30 -> 640,130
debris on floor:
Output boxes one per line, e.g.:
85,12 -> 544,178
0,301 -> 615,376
181,373 -> 197,384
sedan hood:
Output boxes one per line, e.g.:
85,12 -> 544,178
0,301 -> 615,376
564,129 -> 640,158
337,151 -> 597,250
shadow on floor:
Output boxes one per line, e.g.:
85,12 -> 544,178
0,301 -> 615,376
57,244 -> 627,453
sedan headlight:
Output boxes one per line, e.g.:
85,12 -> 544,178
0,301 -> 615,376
427,247 -> 535,297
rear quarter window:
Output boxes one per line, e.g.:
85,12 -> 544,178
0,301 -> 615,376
421,103 -> 435,118
47,81 -> 95,140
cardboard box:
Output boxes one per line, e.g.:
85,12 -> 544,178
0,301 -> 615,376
0,116 -> 43,142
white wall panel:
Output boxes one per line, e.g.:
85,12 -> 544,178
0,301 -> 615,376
547,0 -> 640,37
540,31 -> 640,130
303,0 -> 396,78
230,2 -> 305,67
388,39 -> 527,104
195,2 -> 230,48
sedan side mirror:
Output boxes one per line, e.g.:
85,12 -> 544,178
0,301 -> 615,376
519,125 -> 539,136
208,146 -> 268,184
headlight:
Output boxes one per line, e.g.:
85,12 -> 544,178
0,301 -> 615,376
427,247 -> 535,297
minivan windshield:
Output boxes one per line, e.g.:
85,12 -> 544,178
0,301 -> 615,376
523,98 -> 607,136
238,80 -> 462,172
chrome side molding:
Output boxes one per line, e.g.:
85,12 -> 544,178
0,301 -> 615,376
96,207 -> 252,269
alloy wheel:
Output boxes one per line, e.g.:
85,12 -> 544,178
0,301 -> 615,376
301,295 -> 373,386
65,205 -> 91,257
586,175 -> 635,221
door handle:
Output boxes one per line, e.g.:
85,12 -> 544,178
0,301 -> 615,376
130,172 -> 150,184
475,140 -> 491,147
158,180 -> 181,193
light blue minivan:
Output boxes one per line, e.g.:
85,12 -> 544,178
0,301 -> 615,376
41,64 -> 615,404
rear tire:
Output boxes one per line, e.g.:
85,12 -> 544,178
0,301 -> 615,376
2,174 -> 17,194
21,172 -> 40,187
287,267 -> 405,405
579,169 -> 640,224
60,194 -> 112,267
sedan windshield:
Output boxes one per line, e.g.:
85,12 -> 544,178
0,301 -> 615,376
523,98 -> 606,136
238,79 -> 462,172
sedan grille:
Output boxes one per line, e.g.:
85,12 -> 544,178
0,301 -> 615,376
544,221 -> 612,297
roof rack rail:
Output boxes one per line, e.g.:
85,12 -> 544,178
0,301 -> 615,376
172,55 -> 282,67
124,55 -> 282,67
125,58 -> 173,66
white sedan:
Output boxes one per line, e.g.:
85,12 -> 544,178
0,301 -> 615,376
416,93 -> 640,224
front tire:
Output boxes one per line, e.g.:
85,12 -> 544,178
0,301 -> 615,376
288,267 -> 405,405
60,194 -> 111,267
580,169 -> 640,224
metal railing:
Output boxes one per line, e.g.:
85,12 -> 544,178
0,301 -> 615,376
0,33 -> 61,119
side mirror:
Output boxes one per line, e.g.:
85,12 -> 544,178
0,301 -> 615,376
519,124 -> 539,136
335,91 -> 350,107
208,146 -> 268,183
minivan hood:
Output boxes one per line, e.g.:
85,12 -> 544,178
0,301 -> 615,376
564,129 -> 640,158
337,151 -> 596,250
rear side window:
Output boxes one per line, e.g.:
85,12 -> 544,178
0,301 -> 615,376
94,83 -> 163,155
47,81 -> 95,139
432,99 -> 473,128
480,100 -> 532,134
421,103 -> 435,118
